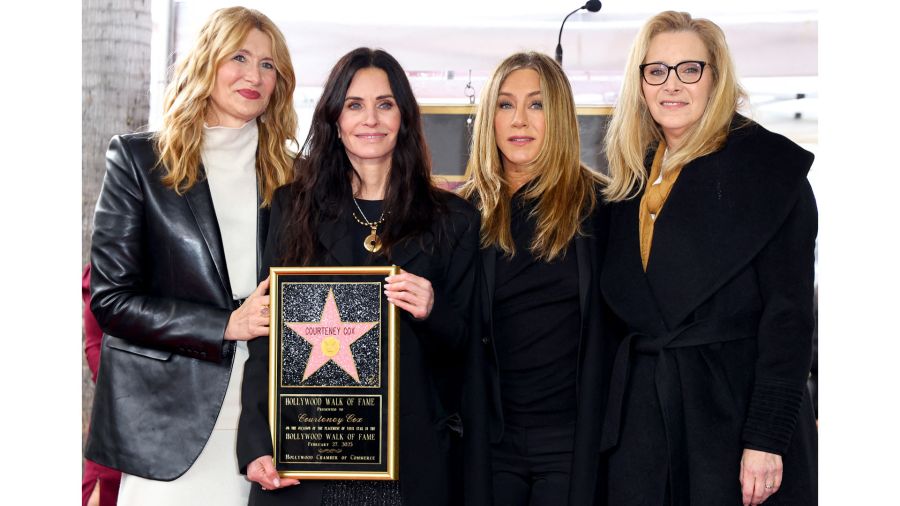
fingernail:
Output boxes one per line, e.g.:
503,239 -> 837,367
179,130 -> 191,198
274,477 -> 281,487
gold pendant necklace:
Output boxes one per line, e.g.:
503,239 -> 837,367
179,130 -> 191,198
363,225 -> 382,253
351,197 -> 385,253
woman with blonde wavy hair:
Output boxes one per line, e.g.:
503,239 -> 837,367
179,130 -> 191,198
460,51 -> 614,505
85,7 -> 297,505
599,11 -> 817,505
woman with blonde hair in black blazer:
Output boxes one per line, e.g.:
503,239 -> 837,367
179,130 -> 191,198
86,7 -> 297,504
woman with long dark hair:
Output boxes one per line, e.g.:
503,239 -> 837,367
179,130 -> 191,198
236,47 -> 484,506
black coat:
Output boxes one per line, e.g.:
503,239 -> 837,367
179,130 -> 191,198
85,132 -> 269,480
473,185 -> 618,505
236,184 -> 487,505
600,117 -> 818,505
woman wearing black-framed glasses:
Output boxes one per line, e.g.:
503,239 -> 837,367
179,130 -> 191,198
598,11 -> 818,506
639,60 -> 709,86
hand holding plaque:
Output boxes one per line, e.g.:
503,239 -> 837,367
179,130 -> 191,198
383,269 -> 434,320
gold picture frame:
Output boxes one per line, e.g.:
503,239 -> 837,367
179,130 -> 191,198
268,266 -> 400,480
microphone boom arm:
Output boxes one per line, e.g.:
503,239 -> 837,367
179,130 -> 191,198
555,6 -> 584,65
555,1 -> 602,65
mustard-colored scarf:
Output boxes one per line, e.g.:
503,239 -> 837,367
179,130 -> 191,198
639,141 -> 684,270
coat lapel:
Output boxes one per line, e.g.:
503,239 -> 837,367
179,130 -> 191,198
480,247 -> 496,320
256,188 -> 270,277
574,233 -> 591,320
184,169 -> 231,296
601,197 -> 669,334
317,217 -> 354,266
572,231 -> 594,398
390,235 -> 426,269
644,119 -> 814,328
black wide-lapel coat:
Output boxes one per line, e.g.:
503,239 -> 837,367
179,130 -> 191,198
86,132 -> 269,480
237,184 -> 489,506
474,184 -> 619,505
599,117 -> 818,505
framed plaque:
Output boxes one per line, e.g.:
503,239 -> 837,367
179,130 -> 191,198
269,266 -> 400,480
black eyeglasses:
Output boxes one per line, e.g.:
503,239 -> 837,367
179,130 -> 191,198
639,61 -> 709,85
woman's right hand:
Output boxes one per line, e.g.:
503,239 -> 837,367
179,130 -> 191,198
224,277 -> 271,341
247,455 -> 300,490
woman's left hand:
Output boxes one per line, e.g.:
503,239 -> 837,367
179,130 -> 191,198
384,269 -> 434,320
739,448 -> 783,505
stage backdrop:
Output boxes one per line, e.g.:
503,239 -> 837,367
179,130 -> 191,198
421,105 -> 613,189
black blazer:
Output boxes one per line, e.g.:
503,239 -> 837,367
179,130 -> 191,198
85,132 -> 269,480
473,185 -> 617,505
600,117 -> 818,504
236,184 -> 486,506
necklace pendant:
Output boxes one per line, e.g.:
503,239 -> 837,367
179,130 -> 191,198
364,226 -> 382,253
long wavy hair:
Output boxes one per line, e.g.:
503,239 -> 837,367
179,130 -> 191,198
154,6 -> 297,205
459,51 -> 605,261
280,48 -> 448,265
604,10 -> 747,202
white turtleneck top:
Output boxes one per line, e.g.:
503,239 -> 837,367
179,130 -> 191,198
200,120 -> 258,431
202,120 -> 259,300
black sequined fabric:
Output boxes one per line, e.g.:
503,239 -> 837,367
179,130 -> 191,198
320,480 -> 402,506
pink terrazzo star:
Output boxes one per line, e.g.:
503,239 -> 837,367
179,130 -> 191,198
286,288 -> 378,383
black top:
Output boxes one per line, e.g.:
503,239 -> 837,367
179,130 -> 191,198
492,188 -> 580,427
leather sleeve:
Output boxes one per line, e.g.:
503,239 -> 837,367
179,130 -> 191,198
742,180 -> 817,454
89,135 -> 230,362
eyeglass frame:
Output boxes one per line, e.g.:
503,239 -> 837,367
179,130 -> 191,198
638,60 -> 710,86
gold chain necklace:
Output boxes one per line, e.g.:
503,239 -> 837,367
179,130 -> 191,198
351,197 -> 385,253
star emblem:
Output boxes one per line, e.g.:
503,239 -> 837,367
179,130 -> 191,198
285,288 -> 378,383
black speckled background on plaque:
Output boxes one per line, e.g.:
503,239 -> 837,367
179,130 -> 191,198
280,282 -> 381,387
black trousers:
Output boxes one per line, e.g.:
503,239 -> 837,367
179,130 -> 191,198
491,423 -> 576,506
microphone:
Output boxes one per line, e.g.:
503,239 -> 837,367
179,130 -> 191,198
555,1 -> 603,65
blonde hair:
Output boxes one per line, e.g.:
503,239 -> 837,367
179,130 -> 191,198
604,11 -> 747,202
155,6 -> 297,205
460,52 -> 606,261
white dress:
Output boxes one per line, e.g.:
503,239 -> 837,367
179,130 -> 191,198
117,120 -> 259,505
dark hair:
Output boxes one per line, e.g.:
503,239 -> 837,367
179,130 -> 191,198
280,47 -> 447,265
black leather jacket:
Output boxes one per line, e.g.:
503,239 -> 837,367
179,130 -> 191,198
85,132 -> 269,480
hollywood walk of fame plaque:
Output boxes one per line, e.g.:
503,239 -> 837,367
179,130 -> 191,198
268,266 -> 399,480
